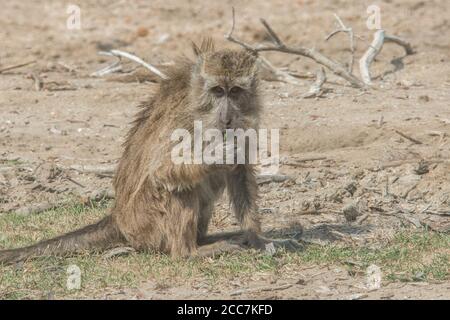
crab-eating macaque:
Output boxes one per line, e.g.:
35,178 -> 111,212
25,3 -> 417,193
0,39 -> 300,265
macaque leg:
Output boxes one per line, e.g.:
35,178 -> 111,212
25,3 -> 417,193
196,175 -> 225,245
164,193 -> 200,257
197,200 -> 214,245
226,165 -> 302,252
226,165 -> 264,248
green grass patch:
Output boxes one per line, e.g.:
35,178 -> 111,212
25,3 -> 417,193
0,202 -> 448,299
0,158 -> 23,166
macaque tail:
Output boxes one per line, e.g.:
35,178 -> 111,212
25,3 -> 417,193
0,215 -> 125,265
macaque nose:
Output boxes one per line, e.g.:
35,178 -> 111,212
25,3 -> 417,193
219,109 -> 233,128
219,117 -> 233,129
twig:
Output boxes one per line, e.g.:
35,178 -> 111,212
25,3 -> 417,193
225,8 -> 366,88
258,56 -> 302,85
27,72 -> 43,91
296,210 -> 323,215
60,164 -> 117,175
286,70 -> 315,79
226,10 -> 300,85
91,50 -> 168,79
57,61 -> 78,73
259,18 -> 284,47
283,156 -> 328,168
394,129 -> 423,145
423,210 -> 450,217
402,182 -> 419,199
105,68 -> 164,83
419,203 -> 433,214
325,14 -> 355,73
356,213 -> 370,225
91,53 -> 122,77
427,130 -> 446,138
290,156 -> 328,162
377,115 -> 385,128
384,35 -> 414,55
65,176 -> 86,188
225,8 -> 257,53
372,158 -> 448,171
302,67 -> 326,98
230,283 -> 293,296
256,174 -> 291,185
99,49 -> 168,80
0,60 -> 36,74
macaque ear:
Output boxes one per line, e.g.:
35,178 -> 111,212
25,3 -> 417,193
192,37 -> 215,58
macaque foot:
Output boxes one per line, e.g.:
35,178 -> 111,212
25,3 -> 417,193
195,240 -> 243,258
244,232 -> 303,253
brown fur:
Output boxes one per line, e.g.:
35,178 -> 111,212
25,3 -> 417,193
0,40 -> 298,265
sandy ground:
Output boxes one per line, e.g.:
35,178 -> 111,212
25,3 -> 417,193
0,0 -> 449,299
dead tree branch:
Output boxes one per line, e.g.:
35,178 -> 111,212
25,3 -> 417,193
359,30 -> 385,85
0,60 -> 36,74
226,9 -> 301,85
325,14 -> 355,73
302,67 -> 326,98
360,31 -> 415,85
225,8 -> 366,88
384,35 -> 414,55
226,8 -> 415,89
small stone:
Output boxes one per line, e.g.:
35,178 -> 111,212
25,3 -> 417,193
49,127 -> 68,136
259,207 -> 275,214
344,181 -> 357,196
157,33 -> 170,44
136,27 -> 149,37
265,242 -> 276,256
418,95 -> 430,102
414,160 -> 429,175
342,201 -> 361,221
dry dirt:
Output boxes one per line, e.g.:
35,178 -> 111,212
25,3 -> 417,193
0,0 -> 449,299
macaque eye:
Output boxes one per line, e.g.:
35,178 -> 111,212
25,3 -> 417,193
210,86 -> 225,97
229,86 -> 243,95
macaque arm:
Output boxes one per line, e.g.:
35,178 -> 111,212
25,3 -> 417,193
226,165 -> 262,235
154,162 -> 223,192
